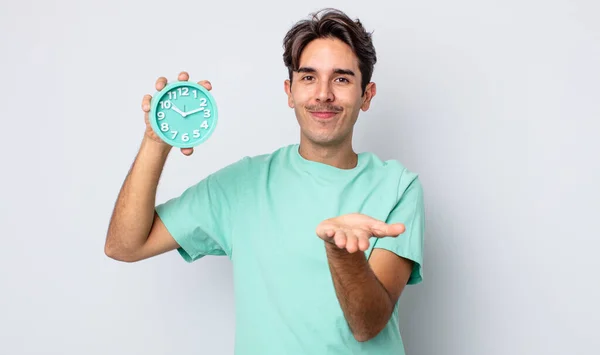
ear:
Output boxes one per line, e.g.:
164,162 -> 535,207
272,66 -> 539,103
360,82 -> 376,111
284,79 -> 294,108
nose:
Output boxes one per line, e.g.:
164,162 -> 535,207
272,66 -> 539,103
315,81 -> 334,102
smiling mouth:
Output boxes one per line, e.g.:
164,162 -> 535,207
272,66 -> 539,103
308,110 -> 342,120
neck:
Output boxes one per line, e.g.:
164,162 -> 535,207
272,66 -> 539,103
298,137 -> 358,170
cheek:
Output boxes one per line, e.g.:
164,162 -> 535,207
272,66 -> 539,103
333,88 -> 361,104
290,91 -> 311,108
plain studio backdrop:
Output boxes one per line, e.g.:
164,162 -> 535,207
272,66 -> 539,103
1,0 -> 599,354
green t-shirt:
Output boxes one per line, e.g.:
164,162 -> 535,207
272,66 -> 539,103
155,143 -> 425,354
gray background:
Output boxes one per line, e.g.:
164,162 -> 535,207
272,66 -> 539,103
1,0 -> 599,354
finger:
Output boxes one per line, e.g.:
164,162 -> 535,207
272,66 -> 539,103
333,230 -> 347,249
358,236 -> 370,252
344,231 -> 359,253
180,148 -> 194,156
371,222 -> 405,238
155,76 -> 168,91
355,229 -> 371,251
178,71 -> 189,81
141,94 -> 152,112
198,80 -> 212,91
316,222 -> 335,240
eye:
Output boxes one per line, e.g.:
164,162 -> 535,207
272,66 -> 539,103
335,77 -> 350,83
301,75 -> 314,81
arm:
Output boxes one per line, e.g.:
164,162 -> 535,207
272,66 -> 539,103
320,177 -> 425,341
325,243 -> 413,342
104,136 -> 179,262
105,72 -> 210,262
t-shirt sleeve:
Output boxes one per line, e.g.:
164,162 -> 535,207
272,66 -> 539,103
155,159 -> 244,263
372,171 -> 426,285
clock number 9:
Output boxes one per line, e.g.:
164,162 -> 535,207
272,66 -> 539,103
157,112 -> 165,120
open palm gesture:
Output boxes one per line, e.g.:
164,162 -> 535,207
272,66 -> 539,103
316,213 -> 406,253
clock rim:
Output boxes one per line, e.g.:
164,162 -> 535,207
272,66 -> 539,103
149,80 -> 219,148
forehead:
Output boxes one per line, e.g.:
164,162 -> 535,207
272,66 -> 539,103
298,37 -> 360,73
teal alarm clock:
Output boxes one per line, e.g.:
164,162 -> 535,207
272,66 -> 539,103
149,81 -> 218,148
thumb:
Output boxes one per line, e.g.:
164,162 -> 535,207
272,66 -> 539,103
371,222 -> 405,238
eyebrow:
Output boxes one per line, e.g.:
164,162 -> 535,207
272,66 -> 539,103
296,67 -> 355,76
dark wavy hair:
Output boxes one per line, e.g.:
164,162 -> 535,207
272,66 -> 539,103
282,8 -> 377,95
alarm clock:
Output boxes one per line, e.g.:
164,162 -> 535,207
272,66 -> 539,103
149,80 -> 218,148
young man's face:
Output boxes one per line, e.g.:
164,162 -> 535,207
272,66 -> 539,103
284,37 -> 376,148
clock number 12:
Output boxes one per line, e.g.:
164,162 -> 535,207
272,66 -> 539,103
168,88 -> 190,100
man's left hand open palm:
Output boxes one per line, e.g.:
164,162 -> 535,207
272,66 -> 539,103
316,213 -> 405,253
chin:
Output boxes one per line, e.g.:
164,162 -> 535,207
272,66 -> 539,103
302,131 -> 347,147
297,115 -> 351,147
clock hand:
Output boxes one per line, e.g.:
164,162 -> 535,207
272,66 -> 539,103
170,104 -> 187,117
184,107 -> 204,115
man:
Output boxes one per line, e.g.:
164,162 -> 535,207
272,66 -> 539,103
105,8 -> 425,355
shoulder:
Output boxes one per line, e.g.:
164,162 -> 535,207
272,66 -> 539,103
361,152 -> 423,200
209,144 -> 292,181
236,144 -> 295,169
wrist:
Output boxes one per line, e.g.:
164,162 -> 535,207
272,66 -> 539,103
141,135 -> 172,157
324,241 -> 352,257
